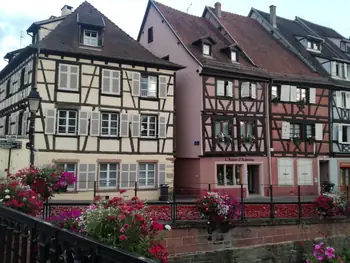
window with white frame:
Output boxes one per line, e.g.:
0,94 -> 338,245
138,163 -> 155,187
101,112 -> 118,137
305,124 -> 315,139
216,80 -> 233,97
271,85 -> 279,100
57,110 -> 77,135
83,30 -> 98,47
215,118 -> 232,137
296,87 -> 307,101
240,120 -> 254,137
290,123 -> 301,138
141,75 -> 157,98
57,163 -> 76,191
240,82 -> 256,99
216,164 -> 242,186
58,64 -> 79,91
341,125 -> 350,144
231,51 -> 237,62
307,40 -> 321,52
99,163 -> 118,188
101,69 -> 120,95
203,43 -> 211,56
141,115 -> 157,138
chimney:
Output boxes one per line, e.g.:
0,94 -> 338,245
269,5 -> 277,28
214,2 -> 222,18
61,5 -> 73,16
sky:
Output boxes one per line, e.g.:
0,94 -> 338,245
0,0 -> 349,70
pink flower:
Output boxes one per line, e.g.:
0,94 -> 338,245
325,247 -> 335,259
119,235 -> 127,241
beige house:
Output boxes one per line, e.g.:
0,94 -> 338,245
0,3 -> 181,201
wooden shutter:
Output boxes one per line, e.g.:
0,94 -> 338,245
309,88 -> 316,104
119,113 -> 129,137
277,159 -> 286,185
285,159 -> 294,185
315,123 -> 323,141
45,109 -> 56,135
78,111 -> 89,136
241,82 -> 250,98
131,72 -> 141,96
346,92 -> 350,109
90,112 -> 100,136
101,69 -> 111,93
336,91 -> 342,107
227,81 -> 233,97
69,65 -> 79,90
297,159 -> 312,185
251,83 -> 257,99
289,86 -> 297,102
338,124 -> 343,143
158,114 -> 167,139
131,114 -> 140,138
344,63 -> 348,79
331,61 -> 337,77
158,75 -> 167,99
111,70 -> 121,95
58,64 -> 68,89
280,85 -> 290,101
129,164 -> 137,188
22,111 -> 28,136
13,112 -> 18,135
120,164 -> 129,188
87,164 -> 96,190
158,163 -> 166,186
216,80 -> 225,96
281,121 -> 290,139
78,164 -> 96,191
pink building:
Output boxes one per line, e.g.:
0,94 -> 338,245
138,1 -> 329,197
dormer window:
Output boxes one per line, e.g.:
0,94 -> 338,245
331,61 -> 350,80
203,44 -> 211,56
83,30 -> 98,47
307,40 -> 321,52
340,41 -> 350,53
231,51 -> 237,62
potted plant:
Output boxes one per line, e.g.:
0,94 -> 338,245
297,98 -> 307,109
292,135 -> 301,146
243,135 -> 255,144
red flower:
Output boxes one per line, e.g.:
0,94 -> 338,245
119,235 -> 127,241
119,189 -> 126,194
107,216 -> 115,222
151,221 -> 163,231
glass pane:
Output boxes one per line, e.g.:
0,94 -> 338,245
100,164 -> 107,171
109,180 -> 117,187
139,179 -> 146,186
100,172 -> 107,179
101,128 -> 109,135
226,165 -> 234,185
147,164 -> 155,171
235,165 -> 241,184
111,114 -> 118,121
59,118 -> 66,125
69,111 -> 76,118
58,126 -> 66,134
68,119 -> 76,126
66,164 -> 75,172
215,121 -> 221,136
102,114 -> 109,121
139,171 -> 146,179
70,66 -> 78,74
68,126 -> 75,133
149,130 -> 156,137
217,165 -> 224,185
109,172 -> 117,179
223,121 -> 229,135
99,180 -> 107,187
59,111 -> 67,117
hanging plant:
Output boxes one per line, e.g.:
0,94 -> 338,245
216,132 -> 232,145
307,136 -> 316,145
297,98 -> 306,109
243,135 -> 255,144
292,136 -> 301,146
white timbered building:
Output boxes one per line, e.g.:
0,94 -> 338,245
0,2 -> 181,200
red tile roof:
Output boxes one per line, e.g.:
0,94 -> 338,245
212,8 -> 319,77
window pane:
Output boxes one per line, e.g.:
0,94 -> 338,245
68,119 -> 76,126
139,163 -> 146,171
100,180 -> 107,187
139,179 -> 146,186
66,164 -> 75,172
109,163 -> 117,171
68,126 -> 75,133
109,180 -> 117,187
217,165 -> 224,185
147,164 -> 155,171
109,171 -> 117,179
226,165 -> 234,185
235,165 -> 241,184
100,164 -> 107,171
215,121 -> 221,135
100,172 -> 107,179
59,111 -> 67,117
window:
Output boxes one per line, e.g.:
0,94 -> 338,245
83,30 -> 98,47
148,27 -> 153,43
57,110 -> 77,135
141,75 -> 157,98
342,125 -> 350,143
231,51 -> 237,62
138,163 -> 155,187
141,115 -> 157,138
340,41 -> 350,53
216,80 -> 233,97
336,62 -> 341,77
305,124 -> 315,138
57,163 -> 76,191
20,68 -> 25,87
296,88 -> 306,101
306,40 -> 321,52
58,64 -> 79,91
101,112 -> 118,137
215,119 -> 232,137
99,163 -> 118,188
101,69 -> 120,95
341,91 -> 347,108
240,121 -> 254,137
290,123 -> 301,138
271,85 -> 279,100
240,82 -> 256,99
340,167 -> 350,186
203,43 -> 211,56
216,164 -> 242,186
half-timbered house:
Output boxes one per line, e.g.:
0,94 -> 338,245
0,2 -> 182,200
139,1 -> 331,197
249,6 -> 350,191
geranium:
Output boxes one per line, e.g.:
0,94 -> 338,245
306,242 -> 346,262
196,191 -> 240,221
48,196 -> 170,263
46,209 -> 82,233
15,165 -> 76,200
314,194 -> 339,217
0,177 -> 41,215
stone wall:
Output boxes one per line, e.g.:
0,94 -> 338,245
164,219 -> 350,263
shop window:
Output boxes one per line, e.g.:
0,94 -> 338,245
216,164 -> 242,186
340,167 -> 350,186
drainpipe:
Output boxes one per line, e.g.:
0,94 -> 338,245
266,81 -> 272,192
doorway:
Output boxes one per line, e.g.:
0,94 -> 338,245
247,165 -> 260,194
319,160 -> 330,184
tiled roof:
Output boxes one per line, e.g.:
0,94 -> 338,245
210,7 -> 319,77
30,1 -> 182,69
154,1 -> 270,78
297,17 -> 344,39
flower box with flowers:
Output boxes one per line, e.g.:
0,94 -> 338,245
46,193 -> 171,263
313,194 -> 345,218
292,135 -> 301,146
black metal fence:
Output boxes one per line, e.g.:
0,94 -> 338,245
0,205 -> 157,263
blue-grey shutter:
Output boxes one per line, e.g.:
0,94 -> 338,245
129,164 -> 137,188
131,72 -> 140,96
69,65 -> 79,90
112,71 -> 121,95
22,111 -> 29,136
45,109 -> 56,135
119,113 -> 129,137
87,164 -> 96,190
120,164 -> 129,188
59,64 -> 68,89
158,75 -> 167,99
102,69 -> 110,93
78,164 -> 88,190
90,112 -> 100,136
78,111 -> 89,136
131,114 -> 140,137
158,163 -> 166,186
158,114 -> 167,139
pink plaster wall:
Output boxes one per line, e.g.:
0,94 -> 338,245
270,157 -> 319,196
174,158 -> 200,197
138,5 -> 203,158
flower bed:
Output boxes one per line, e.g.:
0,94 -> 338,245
305,241 -> 350,262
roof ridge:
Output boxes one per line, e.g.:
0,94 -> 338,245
154,1 -> 201,19
208,6 -> 251,20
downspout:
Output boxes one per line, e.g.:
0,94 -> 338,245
266,81 -> 272,192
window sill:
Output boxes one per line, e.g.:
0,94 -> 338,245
99,136 -> 121,140
216,96 -> 233,99
97,188 -> 118,192
140,137 -> 158,140
57,88 -> 80,94
241,97 -> 256,101
139,97 -> 159,101
215,185 -> 243,188
55,133 -> 78,137
100,93 -> 121,97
